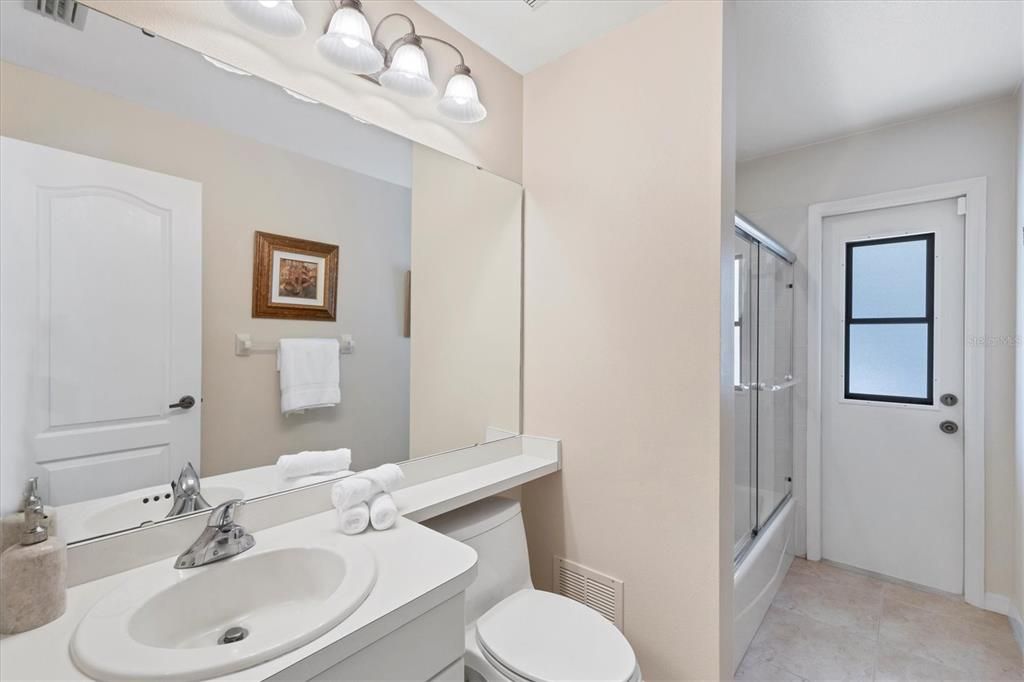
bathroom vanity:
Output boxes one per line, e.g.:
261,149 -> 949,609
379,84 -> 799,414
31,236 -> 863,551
0,438 -> 561,680
1,514 -> 476,681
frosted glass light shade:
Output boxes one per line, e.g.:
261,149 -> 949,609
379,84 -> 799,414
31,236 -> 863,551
438,72 -> 486,123
316,7 -> 384,74
225,0 -> 306,37
379,43 -> 436,98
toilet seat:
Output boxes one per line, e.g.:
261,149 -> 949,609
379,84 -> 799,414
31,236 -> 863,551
474,590 -> 639,682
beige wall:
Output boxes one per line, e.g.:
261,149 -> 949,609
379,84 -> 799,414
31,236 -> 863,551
521,2 -> 735,679
0,61 -> 413,474
737,96 -> 1019,601
82,0 -> 524,183
409,145 -> 522,457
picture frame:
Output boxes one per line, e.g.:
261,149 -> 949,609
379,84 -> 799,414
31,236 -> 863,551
252,231 -> 339,321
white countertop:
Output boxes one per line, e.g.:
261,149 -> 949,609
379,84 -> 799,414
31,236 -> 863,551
0,512 -> 477,681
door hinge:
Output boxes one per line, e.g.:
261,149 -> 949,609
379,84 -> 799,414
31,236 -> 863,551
956,197 -> 967,216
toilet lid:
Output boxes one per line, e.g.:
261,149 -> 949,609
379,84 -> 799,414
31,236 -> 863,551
476,590 -> 637,682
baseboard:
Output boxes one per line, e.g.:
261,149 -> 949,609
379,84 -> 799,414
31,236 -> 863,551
1010,602 -> 1024,656
984,592 -> 1010,615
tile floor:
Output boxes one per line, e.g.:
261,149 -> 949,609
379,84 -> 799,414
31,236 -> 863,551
736,558 -> 1024,681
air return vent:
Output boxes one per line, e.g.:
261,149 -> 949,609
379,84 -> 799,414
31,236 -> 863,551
24,0 -> 87,30
553,557 -> 624,630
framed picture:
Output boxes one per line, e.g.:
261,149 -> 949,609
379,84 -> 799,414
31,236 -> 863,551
252,231 -> 339,321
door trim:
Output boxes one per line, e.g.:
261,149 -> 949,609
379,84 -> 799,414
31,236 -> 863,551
807,177 -> 987,609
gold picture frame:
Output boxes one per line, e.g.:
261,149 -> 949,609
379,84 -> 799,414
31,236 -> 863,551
252,231 -> 339,321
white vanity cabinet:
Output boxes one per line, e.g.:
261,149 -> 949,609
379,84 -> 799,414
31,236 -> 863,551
296,596 -> 465,681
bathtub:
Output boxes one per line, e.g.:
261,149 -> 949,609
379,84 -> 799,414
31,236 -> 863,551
733,494 -> 795,672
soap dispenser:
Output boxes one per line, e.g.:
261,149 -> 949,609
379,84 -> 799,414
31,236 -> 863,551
0,478 -> 67,634
0,479 -> 57,553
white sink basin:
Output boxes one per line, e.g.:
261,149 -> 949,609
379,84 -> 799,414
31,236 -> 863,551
71,542 -> 376,681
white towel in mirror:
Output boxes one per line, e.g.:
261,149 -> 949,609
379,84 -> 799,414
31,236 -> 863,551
277,338 -> 340,414
276,448 -> 351,479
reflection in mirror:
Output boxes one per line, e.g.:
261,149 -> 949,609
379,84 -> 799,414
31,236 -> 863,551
0,3 -> 522,545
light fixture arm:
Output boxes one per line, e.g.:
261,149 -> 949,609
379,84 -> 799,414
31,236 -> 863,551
358,7 -> 468,72
419,35 -> 467,69
371,12 -> 417,50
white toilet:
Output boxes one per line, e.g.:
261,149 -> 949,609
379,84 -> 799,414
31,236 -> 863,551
424,497 -> 640,682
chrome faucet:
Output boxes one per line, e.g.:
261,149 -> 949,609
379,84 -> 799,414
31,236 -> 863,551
174,499 -> 254,569
166,462 -> 211,518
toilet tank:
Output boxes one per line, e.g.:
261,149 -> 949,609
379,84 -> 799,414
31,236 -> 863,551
423,497 -> 534,625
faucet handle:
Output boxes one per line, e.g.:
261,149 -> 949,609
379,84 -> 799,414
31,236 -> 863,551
208,499 -> 245,528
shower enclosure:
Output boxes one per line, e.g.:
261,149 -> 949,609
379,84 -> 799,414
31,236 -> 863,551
733,214 -> 796,559
732,214 -> 797,669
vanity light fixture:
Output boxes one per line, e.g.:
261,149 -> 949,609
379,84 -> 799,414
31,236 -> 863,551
316,0 -> 384,74
438,65 -> 487,123
225,0 -> 306,37
225,0 -> 487,123
379,35 -> 436,98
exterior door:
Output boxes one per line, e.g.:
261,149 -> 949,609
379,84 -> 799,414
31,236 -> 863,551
0,137 -> 202,510
821,197 -> 964,593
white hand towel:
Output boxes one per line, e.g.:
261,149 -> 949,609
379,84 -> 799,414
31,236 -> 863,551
331,477 -> 372,510
338,502 -> 369,535
277,338 -> 340,415
354,463 -> 404,496
276,448 -> 351,480
368,493 -> 398,531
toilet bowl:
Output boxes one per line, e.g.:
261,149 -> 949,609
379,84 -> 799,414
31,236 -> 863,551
424,498 -> 640,682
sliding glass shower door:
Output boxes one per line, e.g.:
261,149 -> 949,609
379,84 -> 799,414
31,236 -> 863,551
734,224 -> 795,560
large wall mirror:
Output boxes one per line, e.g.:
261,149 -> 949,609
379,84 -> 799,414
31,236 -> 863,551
0,3 -> 522,544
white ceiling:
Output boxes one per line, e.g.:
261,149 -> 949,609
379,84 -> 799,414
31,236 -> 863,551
417,0 -> 1023,161
415,0 -> 665,75
736,0 -> 1024,160
0,3 -> 413,187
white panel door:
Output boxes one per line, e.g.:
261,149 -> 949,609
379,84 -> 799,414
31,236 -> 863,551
821,198 -> 964,594
0,137 -> 202,510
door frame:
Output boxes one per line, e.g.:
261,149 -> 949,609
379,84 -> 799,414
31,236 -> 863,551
806,177 -> 987,608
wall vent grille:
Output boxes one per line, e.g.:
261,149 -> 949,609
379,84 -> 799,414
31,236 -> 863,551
24,0 -> 88,30
553,556 -> 624,630
522,0 -> 549,9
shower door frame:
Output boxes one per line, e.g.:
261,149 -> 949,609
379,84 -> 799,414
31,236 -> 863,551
734,216 -> 797,562
806,177 -> 988,610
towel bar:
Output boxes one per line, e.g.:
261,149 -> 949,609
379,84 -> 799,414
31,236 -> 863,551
234,333 -> 355,356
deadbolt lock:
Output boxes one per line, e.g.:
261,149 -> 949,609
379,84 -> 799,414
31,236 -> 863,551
939,393 -> 958,407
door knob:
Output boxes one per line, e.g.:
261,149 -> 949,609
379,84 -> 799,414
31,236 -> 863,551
939,420 -> 959,435
169,395 -> 196,410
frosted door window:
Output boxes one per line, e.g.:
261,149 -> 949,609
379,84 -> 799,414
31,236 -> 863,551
851,239 -> 928,317
844,234 -> 934,404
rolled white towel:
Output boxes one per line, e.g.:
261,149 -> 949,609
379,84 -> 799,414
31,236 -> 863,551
355,463 -> 404,496
277,448 -> 351,480
368,493 -> 398,531
331,477 -> 372,510
338,502 -> 369,535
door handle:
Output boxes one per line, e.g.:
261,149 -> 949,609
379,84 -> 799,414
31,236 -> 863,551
169,395 -> 196,410
939,420 -> 959,435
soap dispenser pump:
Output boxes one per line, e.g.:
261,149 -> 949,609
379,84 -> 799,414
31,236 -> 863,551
0,478 -> 67,634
